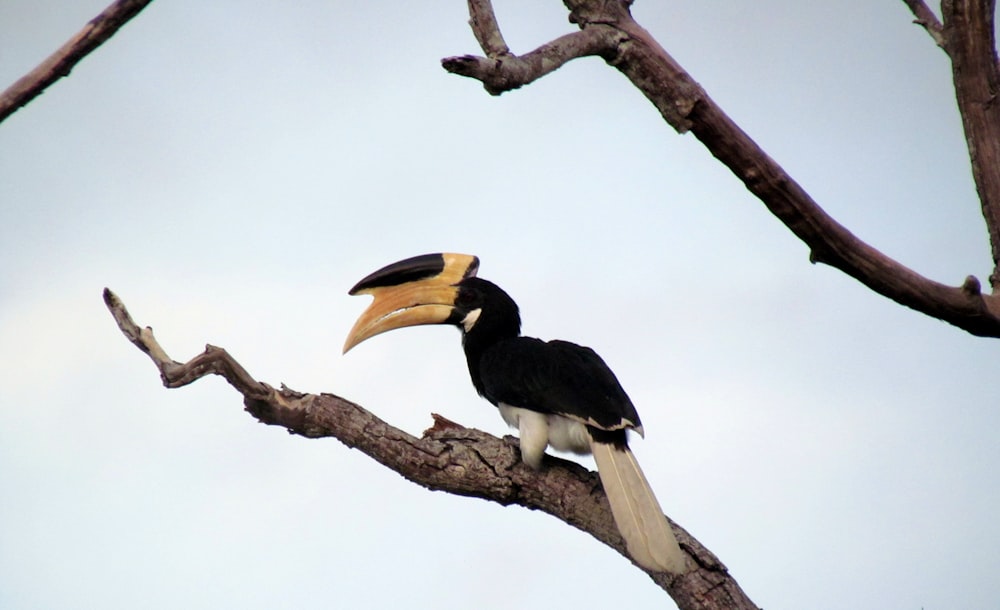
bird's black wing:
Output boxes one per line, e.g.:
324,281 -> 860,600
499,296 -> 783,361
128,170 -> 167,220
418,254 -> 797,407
478,337 -> 642,432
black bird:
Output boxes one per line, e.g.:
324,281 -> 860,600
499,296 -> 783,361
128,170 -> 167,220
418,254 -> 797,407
343,253 -> 686,573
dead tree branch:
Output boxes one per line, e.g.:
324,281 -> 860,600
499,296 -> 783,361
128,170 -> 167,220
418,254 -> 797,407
941,0 -> 1000,287
443,27 -> 617,95
103,288 -> 760,610
467,0 -> 511,58
902,0 -> 947,47
0,0 -> 153,124
443,0 -> 1000,337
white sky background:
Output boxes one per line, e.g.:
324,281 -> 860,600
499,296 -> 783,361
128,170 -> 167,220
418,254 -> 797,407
1,1 -> 998,608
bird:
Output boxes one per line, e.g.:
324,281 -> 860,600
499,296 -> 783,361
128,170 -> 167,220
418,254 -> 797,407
342,252 -> 687,574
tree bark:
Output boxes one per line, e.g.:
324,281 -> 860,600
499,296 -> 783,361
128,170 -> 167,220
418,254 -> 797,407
941,0 -> 1000,287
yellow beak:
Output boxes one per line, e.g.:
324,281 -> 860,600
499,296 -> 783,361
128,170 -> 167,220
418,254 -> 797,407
342,253 -> 479,353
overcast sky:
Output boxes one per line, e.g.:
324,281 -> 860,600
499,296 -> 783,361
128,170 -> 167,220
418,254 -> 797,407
2,1 -> 998,609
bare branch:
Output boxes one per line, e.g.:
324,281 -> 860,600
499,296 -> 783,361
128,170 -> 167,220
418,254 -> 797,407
444,0 -> 1000,337
104,287 -> 761,610
941,0 -> 1000,288
902,0 -> 947,48
0,0 -> 153,124
467,0 -> 510,58
103,288 -> 269,396
443,27 -> 618,95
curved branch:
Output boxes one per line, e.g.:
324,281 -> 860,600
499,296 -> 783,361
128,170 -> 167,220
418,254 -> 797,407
443,0 -> 1000,337
467,0 -> 510,58
103,288 -> 760,610
443,0 -> 619,95
443,27 -> 618,95
0,0 -> 154,124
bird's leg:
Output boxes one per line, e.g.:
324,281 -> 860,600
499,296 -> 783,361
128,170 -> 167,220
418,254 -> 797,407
500,405 -> 549,469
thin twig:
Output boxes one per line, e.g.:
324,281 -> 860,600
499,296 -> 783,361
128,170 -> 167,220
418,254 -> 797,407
103,288 -> 270,396
0,0 -> 154,124
901,0 -> 947,49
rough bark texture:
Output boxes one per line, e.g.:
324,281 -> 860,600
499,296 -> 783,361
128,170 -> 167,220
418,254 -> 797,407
104,288 -> 760,610
941,0 -> 1000,287
903,0 -> 947,47
0,0 -> 154,124
443,0 -> 1000,336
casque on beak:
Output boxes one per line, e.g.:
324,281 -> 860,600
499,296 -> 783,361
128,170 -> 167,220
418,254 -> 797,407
342,253 -> 479,353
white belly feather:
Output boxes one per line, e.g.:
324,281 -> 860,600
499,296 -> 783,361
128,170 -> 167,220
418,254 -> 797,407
498,403 -> 591,469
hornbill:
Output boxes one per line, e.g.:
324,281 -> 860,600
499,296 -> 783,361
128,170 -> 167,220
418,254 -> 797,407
342,253 -> 686,574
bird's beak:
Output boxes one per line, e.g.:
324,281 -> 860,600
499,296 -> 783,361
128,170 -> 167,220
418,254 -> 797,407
343,253 -> 479,353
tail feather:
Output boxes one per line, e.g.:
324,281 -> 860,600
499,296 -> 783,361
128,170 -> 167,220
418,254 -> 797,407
590,440 -> 686,573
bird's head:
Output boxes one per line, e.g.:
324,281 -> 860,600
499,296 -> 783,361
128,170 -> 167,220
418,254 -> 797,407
343,252 -> 520,353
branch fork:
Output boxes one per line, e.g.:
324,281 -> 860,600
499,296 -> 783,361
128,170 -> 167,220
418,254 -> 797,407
444,0 -> 1000,337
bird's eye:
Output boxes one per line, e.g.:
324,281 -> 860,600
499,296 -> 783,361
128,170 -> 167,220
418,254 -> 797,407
455,289 -> 477,308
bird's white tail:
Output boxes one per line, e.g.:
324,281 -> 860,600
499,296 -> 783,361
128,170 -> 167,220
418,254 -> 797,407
590,440 -> 686,573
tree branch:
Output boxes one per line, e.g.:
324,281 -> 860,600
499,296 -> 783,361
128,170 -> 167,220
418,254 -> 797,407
103,288 -> 760,610
0,0 -> 154,124
442,0 -> 1000,337
467,0 -> 510,58
941,0 -> 1000,288
443,27 -> 619,96
444,0 -> 619,95
902,0 -> 947,48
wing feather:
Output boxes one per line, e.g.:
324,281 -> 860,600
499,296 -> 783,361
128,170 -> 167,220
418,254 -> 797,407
479,337 -> 642,432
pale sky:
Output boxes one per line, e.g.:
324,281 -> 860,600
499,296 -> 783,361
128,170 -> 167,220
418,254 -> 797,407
2,2 -> 998,609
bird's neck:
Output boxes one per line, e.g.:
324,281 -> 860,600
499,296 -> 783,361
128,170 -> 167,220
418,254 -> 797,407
461,323 -> 518,399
